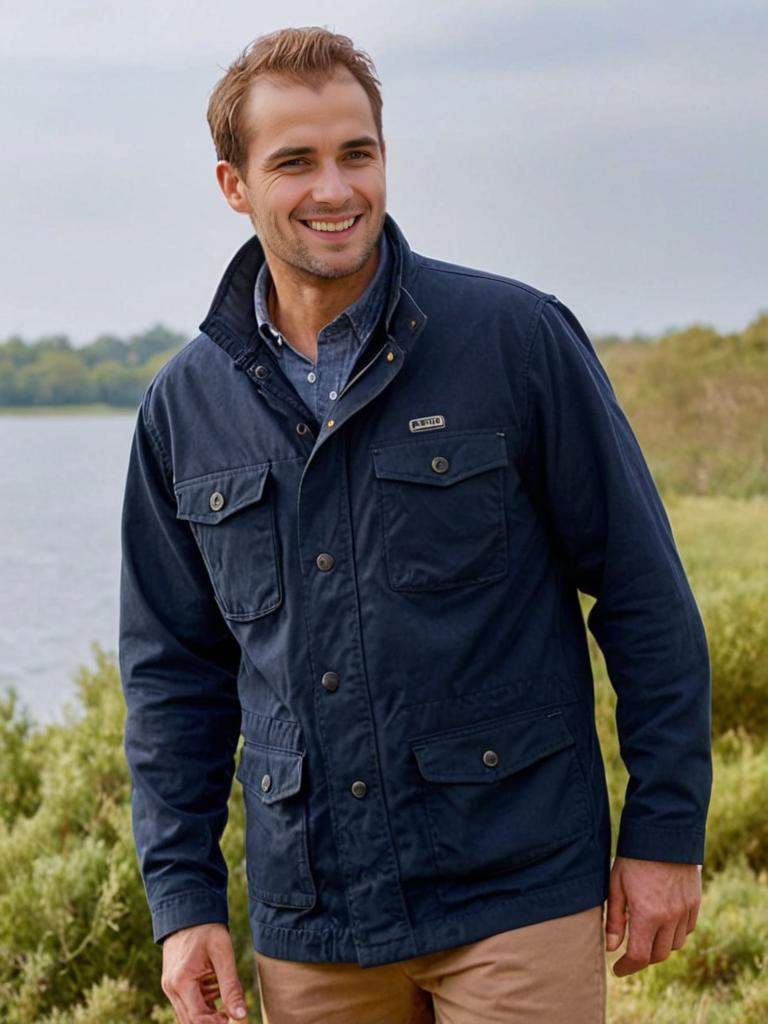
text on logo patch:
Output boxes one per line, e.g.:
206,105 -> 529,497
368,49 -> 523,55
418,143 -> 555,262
408,415 -> 446,433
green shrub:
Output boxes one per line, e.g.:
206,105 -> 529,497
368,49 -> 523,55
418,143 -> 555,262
0,644 -> 257,1023
705,729 -> 768,872
701,585 -> 768,739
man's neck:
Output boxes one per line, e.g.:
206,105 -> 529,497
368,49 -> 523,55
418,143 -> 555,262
266,243 -> 380,363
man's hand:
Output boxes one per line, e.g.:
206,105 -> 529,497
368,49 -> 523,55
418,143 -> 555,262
161,922 -> 250,1024
605,856 -> 702,977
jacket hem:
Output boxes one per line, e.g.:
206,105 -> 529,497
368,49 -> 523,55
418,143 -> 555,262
250,867 -> 608,967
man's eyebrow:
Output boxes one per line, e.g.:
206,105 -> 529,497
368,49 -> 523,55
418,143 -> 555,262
264,136 -> 380,164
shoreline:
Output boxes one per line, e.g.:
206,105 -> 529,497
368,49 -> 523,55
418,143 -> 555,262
0,404 -> 136,416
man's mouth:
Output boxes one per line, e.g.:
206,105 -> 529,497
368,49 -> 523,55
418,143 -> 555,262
299,214 -> 362,237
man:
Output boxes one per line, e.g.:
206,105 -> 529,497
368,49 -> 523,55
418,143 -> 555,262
119,26 -> 712,1024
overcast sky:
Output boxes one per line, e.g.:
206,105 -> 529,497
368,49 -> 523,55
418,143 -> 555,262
1,0 -> 766,344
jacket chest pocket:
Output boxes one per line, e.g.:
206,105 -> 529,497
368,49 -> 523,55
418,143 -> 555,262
174,464 -> 281,621
371,430 -> 509,591
236,740 -> 316,910
411,708 -> 593,883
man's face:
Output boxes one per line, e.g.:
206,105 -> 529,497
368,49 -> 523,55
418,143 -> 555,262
227,68 -> 387,282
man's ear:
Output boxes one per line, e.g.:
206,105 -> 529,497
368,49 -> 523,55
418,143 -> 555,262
215,161 -> 252,215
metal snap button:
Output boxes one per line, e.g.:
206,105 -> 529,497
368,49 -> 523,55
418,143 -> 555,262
296,422 -> 310,435
316,553 -> 335,572
321,671 -> 339,692
209,491 -> 225,512
253,365 -> 268,379
431,456 -> 449,474
351,780 -> 368,799
260,773 -> 272,793
482,750 -> 499,768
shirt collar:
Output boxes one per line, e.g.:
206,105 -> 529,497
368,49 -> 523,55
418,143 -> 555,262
253,229 -> 392,349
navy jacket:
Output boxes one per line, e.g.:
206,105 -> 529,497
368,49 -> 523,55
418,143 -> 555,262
119,213 -> 712,967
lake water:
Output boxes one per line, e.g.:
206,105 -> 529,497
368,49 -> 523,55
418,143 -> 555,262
0,412 -> 139,724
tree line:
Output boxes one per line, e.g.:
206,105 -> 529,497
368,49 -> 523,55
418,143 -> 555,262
0,325 -> 187,407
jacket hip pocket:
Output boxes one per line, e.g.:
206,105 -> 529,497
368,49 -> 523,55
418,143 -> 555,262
174,463 -> 281,621
372,429 -> 509,591
236,739 -> 316,910
412,707 -> 593,881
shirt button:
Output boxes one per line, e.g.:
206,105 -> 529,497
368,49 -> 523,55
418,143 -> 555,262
260,773 -> 272,793
316,553 -> 335,572
253,364 -> 269,379
321,671 -> 339,692
482,750 -> 499,768
329,390 -> 338,400
431,456 -> 450,474
209,491 -> 225,511
307,371 -> 317,383
296,422 -> 310,435
351,780 -> 368,799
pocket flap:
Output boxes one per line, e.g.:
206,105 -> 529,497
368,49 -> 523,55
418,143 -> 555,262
412,710 -> 574,784
372,431 -> 508,487
174,464 -> 270,524
236,742 -> 304,804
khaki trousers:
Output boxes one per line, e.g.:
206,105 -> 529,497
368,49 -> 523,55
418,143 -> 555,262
254,904 -> 606,1024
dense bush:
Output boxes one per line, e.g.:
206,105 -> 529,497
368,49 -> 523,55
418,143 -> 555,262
0,645 -> 255,1023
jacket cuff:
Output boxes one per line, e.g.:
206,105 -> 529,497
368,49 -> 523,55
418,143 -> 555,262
151,889 -> 230,944
616,820 -> 705,865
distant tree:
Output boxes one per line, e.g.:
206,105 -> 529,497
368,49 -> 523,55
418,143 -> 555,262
31,334 -> 73,353
87,361 -> 147,406
125,324 -> 186,366
80,334 -> 130,368
0,337 -> 37,367
15,349 -> 87,404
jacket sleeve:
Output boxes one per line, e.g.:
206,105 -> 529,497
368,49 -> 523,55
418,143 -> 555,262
519,296 -> 712,865
119,385 -> 243,942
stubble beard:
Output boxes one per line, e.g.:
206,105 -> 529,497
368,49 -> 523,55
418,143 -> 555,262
254,209 -> 385,282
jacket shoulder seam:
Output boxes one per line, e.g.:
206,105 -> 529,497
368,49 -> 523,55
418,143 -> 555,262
412,256 -> 549,300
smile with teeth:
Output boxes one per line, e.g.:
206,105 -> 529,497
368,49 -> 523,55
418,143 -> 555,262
302,215 -> 360,232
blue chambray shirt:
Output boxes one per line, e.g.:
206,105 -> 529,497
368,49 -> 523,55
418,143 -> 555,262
253,230 -> 392,426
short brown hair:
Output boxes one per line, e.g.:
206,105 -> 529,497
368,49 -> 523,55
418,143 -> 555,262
207,26 -> 383,176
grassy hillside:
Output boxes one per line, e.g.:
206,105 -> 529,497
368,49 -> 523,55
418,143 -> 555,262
597,312 -> 768,497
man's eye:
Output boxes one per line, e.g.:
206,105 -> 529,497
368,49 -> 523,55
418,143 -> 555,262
279,158 -> 306,168
347,151 -> 370,160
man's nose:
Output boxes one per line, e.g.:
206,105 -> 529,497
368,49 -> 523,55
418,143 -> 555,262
310,161 -> 354,205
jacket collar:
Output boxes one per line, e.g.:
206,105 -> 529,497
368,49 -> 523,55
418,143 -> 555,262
199,212 -> 426,375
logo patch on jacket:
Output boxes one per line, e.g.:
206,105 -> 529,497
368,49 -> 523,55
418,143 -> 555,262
408,414 -> 446,433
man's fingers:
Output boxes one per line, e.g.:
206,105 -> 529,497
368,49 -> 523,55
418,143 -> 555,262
672,918 -> 689,951
612,914 -> 656,976
209,939 -> 249,1021
200,970 -> 221,1006
687,899 -> 700,933
605,865 -> 628,951
648,922 -> 677,964
175,978 -> 229,1024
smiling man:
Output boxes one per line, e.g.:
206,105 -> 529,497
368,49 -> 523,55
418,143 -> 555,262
119,26 -> 712,1024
